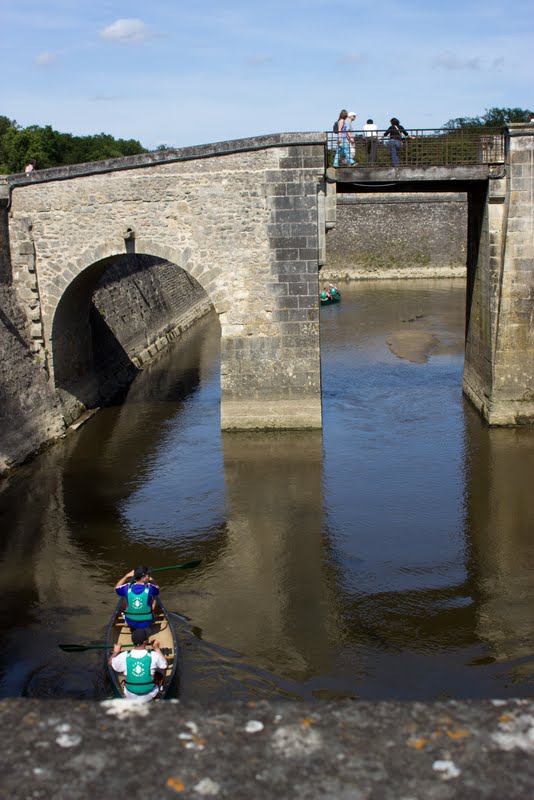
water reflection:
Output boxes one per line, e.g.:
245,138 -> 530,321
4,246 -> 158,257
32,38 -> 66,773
1,280 -> 534,700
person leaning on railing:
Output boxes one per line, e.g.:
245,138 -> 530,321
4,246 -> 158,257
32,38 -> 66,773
381,118 -> 409,166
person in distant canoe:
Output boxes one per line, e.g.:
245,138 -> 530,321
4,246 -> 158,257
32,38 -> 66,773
321,286 -> 332,301
115,565 -> 160,629
109,627 -> 167,702
329,283 -> 339,299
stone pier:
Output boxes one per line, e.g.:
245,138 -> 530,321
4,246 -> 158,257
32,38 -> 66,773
463,124 -> 534,425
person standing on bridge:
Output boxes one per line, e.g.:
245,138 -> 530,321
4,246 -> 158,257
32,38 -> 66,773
363,119 -> 378,165
382,118 -> 409,166
333,110 -> 355,168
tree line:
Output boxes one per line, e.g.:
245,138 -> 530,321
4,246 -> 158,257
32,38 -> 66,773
442,107 -> 532,130
0,115 -> 147,174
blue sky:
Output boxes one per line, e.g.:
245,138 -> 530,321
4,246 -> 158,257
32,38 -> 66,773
2,0 -> 532,149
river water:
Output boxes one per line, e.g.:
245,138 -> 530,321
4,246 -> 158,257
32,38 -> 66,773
1,278 -> 534,702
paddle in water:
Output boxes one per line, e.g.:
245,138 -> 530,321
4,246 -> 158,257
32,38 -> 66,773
149,560 -> 201,573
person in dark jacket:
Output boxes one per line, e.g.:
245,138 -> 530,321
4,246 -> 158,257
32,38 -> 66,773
382,118 -> 409,166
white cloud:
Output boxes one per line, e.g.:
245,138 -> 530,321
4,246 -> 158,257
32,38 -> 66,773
433,51 -> 482,71
34,51 -> 57,67
337,51 -> 366,65
100,18 -> 154,44
91,95 -> 127,103
246,54 -> 272,66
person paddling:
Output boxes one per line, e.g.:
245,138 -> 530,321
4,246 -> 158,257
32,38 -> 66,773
109,627 -> 167,702
115,565 -> 160,630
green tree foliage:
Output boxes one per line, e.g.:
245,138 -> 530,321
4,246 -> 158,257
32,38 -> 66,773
0,115 -> 147,174
443,107 -> 533,130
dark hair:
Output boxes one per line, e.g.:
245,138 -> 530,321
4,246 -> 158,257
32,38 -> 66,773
132,628 -> 149,646
390,117 -> 400,125
367,119 -> 373,124
339,109 -> 348,119
133,565 -> 148,580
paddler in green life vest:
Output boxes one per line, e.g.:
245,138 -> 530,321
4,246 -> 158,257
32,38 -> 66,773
109,627 -> 167,702
115,565 -> 160,630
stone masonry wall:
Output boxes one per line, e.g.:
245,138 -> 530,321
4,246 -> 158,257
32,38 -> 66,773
463,125 -> 534,425
323,193 -> 467,280
0,197 -> 65,474
88,255 -> 212,411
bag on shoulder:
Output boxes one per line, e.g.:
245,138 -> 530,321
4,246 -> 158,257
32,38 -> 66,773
333,120 -> 339,132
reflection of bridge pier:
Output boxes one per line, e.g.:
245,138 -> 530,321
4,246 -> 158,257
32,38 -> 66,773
464,405 -> 534,670
184,431 -> 339,679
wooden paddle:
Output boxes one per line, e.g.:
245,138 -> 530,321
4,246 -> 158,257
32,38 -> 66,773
149,560 -> 201,574
58,643 -> 135,652
59,643 -> 172,653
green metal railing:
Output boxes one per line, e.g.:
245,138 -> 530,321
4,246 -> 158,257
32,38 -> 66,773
327,128 -> 506,168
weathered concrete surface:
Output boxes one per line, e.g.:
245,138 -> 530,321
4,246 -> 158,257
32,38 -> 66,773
2,698 -> 534,798
331,164 -> 500,183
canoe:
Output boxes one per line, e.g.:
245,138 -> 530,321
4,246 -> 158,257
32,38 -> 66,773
320,292 -> 341,305
106,596 -> 179,700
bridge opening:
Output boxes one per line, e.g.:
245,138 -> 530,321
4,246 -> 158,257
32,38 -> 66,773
51,253 -> 214,424
327,177 -> 490,333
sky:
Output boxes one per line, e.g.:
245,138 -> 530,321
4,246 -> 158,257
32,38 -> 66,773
1,0 -> 533,150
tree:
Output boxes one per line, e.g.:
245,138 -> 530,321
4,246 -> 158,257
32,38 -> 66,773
0,117 -> 147,173
443,107 -> 533,130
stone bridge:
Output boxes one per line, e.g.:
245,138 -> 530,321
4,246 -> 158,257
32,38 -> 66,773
1,134 -> 333,432
1,126 -> 533,446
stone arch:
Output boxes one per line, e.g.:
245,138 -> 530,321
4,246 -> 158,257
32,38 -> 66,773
48,240 -> 218,421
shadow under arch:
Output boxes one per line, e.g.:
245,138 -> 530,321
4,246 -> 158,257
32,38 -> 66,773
49,245 -> 215,420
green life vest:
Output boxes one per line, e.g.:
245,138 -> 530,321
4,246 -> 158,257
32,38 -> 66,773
126,584 -> 153,622
124,651 -> 155,694
320,291 -> 328,299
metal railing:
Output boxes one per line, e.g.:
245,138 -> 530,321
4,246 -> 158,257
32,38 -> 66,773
327,128 -> 505,168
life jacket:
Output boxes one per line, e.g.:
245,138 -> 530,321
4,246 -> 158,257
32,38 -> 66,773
320,290 -> 328,299
124,651 -> 155,695
125,584 -> 153,622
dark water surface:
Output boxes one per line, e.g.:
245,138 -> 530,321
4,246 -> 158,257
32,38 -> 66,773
1,279 -> 534,701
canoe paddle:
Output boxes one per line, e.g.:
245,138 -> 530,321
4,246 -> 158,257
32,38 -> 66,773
149,560 -> 201,573
59,643 -> 172,653
58,643 -> 136,653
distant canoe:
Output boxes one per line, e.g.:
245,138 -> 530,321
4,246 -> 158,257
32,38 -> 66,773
106,596 -> 179,700
320,291 -> 341,305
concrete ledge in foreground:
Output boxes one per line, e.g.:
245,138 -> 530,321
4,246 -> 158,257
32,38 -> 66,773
2,698 -> 534,798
